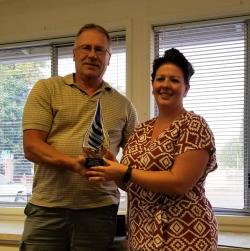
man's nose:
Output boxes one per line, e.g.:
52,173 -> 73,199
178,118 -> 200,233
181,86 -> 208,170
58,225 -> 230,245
88,48 -> 98,57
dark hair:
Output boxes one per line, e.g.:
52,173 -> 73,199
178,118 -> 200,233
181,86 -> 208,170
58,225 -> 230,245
151,48 -> 194,85
76,23 -> 111,45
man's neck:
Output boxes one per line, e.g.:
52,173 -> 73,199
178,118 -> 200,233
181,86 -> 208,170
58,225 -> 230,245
74,74 -> 103,95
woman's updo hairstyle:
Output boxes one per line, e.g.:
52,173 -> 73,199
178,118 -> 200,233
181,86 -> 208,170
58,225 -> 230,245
151,48 -> 194,85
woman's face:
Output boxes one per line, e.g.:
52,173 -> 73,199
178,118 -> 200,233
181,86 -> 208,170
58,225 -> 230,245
152,63 -> 189,112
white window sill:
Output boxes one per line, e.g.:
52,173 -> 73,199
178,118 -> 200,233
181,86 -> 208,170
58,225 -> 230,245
0,208 -> 250,249
218,232 -> 250,249
0,226 -> 250,250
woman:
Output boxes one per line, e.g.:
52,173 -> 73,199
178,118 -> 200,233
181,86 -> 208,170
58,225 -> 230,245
86,48 -> 218,251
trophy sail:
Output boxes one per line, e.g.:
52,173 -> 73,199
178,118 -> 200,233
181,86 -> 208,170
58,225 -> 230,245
82,99 -> 109,167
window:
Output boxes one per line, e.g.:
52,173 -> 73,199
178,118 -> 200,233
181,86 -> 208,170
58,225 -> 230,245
153,20 -> 250,212
0,46 -> 51,205
0,32 -> 127,210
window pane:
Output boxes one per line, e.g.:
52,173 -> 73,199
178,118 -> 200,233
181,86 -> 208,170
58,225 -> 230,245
0,46 -> 51,205
154,22 -> 246,210
58,45 -> 75,76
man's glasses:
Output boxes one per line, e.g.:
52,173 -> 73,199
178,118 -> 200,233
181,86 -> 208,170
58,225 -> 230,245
76,45 -> 111,57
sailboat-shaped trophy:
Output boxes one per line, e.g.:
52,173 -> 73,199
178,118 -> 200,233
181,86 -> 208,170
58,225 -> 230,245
82,99 -> 110,168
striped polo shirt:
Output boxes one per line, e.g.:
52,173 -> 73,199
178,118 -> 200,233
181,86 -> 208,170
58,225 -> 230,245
22,74 -> 138,209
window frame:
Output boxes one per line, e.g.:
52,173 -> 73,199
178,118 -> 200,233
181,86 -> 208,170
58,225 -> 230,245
153,18 -> 250,215
0,17 -> 250,236
0,31 -> 127,211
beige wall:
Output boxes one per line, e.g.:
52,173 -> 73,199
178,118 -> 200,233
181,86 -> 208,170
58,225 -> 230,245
0,246 -> 17,251
0,1 -> 250,249
0,0 -> 250,121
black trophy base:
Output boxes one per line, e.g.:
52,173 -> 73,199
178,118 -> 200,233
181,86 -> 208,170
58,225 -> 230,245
85,157 -> 105,168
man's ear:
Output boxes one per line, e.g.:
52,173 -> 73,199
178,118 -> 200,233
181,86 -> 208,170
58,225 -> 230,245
107,53 -> 111,66
73,48 -> 76,62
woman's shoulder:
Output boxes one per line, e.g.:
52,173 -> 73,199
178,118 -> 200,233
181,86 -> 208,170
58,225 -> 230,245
183,111 -> 209,125
181,111 -> 214,136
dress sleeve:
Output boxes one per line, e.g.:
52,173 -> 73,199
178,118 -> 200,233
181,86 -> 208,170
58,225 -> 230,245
175,115 -> 216,156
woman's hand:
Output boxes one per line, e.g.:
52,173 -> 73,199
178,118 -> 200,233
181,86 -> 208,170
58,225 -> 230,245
104,150 -> 118,162
85,158 -> 127,182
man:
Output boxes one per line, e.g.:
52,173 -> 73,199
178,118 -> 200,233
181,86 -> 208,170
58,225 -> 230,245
20,23 -> 138,251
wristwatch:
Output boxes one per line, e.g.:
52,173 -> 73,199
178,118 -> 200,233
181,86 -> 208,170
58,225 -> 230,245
122,165 -> 132,184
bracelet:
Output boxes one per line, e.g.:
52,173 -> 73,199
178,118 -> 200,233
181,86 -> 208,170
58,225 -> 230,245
122,165 -> 132,184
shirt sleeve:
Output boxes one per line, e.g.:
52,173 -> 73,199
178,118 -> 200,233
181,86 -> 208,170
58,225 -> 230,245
22,79 -> 53,132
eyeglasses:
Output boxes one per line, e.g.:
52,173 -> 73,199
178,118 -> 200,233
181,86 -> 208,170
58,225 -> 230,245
75,44 -> 111,57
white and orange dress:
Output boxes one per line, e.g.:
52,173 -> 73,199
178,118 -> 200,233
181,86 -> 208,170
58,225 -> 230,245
121,111 -> 218,251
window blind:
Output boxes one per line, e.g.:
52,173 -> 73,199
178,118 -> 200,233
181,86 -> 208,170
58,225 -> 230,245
0,31 -> 127,209
154,21 -> 249,212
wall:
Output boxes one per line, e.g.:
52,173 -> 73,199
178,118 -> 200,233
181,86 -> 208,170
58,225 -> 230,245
0,0 -> 250,122
0,0 -> 250,249
0,247 -> 17,251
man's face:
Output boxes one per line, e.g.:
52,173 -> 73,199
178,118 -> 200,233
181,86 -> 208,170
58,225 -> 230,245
73,29 -> 111,83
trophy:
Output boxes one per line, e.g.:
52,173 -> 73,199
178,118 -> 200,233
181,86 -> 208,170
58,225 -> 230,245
82,99 -> 110,168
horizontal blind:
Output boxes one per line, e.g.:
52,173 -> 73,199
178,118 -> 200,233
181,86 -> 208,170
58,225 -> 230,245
154,21 -> 247,210
103,35 -> 126,95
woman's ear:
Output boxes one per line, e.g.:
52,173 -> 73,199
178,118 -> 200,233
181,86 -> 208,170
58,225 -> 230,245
184,84 -> 190,97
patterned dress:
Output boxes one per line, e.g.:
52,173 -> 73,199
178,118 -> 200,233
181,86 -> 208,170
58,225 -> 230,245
121,111 -> 218,251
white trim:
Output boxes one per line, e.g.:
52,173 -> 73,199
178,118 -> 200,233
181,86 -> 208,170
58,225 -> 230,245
0,207 -> 249,233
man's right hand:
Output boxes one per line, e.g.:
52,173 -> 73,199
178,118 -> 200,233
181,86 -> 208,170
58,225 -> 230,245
72,155 -> 87,176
